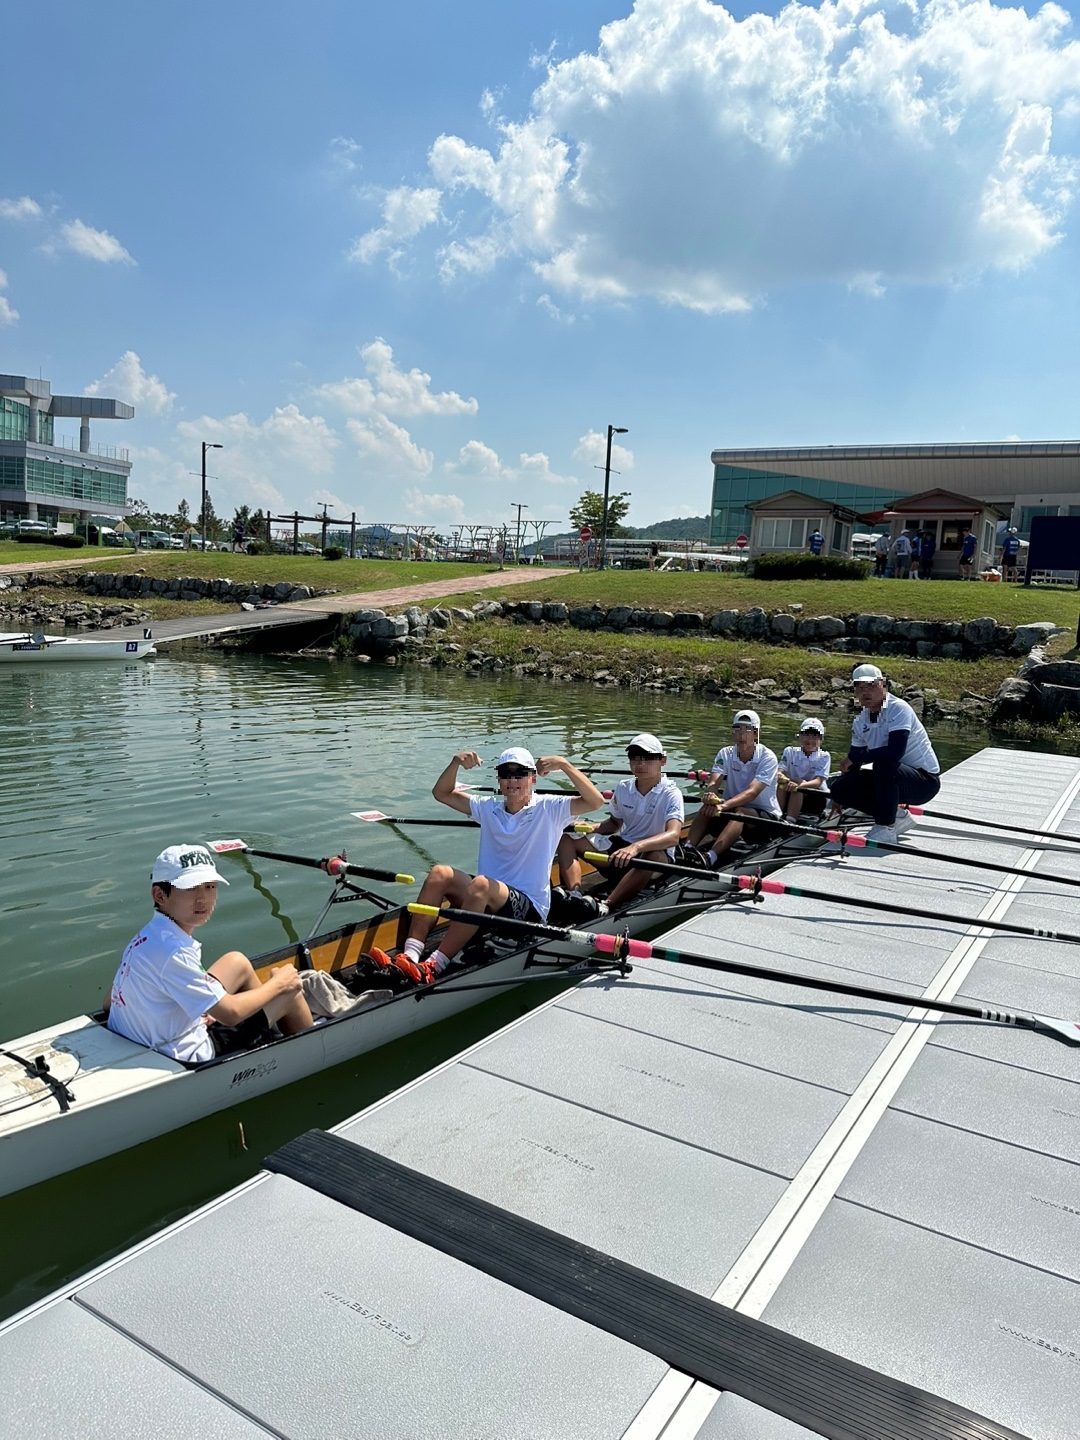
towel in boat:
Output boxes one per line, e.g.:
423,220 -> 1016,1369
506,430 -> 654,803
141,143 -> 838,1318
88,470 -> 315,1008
300,969 -> 391,1020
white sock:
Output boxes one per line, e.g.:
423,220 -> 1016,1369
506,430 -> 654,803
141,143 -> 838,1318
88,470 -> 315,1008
428,949 -> 452,974
706,850 -> 718,867
403,938 -> 424,962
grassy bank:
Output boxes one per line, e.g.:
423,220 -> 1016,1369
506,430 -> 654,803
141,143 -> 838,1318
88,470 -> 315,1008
437,571 -> 1080,627
437,621 -> 1016,701
0,545 -> 499,591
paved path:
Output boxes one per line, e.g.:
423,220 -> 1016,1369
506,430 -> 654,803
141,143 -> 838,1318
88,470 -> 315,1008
0,553 -> 123,575
288,565 -> 555,614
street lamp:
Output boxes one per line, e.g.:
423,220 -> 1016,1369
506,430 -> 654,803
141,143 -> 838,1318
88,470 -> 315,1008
201,441 -> 223,549
512,501 -> 528,563
599,424 -> 628,569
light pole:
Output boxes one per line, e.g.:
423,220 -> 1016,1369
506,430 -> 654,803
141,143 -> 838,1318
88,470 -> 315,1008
512,501 -> 528,563
599,424 -> 628,569
201,442 -> 222,549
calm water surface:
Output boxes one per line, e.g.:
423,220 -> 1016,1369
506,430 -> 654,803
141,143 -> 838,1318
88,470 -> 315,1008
0,652 -> 1043,1317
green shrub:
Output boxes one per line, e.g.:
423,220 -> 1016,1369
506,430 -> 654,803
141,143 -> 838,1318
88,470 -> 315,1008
246,542 -> 276,556
15,532 -> 86,547
323,546 -> 345,561
748,552 -> 869,581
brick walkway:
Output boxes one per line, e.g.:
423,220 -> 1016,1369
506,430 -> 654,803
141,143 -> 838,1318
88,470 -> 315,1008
289,566 -> 556,614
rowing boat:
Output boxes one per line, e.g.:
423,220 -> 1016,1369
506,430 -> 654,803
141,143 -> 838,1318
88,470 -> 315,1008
0,829 -> 820,1199
0,629 -> 156,662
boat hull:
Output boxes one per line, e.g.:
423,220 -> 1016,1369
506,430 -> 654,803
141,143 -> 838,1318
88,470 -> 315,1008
0,632 -> 156,662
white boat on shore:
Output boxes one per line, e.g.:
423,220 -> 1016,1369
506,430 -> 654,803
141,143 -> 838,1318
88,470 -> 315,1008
0,629 -> 156,662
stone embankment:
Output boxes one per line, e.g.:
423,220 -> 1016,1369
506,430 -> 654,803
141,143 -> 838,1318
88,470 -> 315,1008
990,655 -> 1080,725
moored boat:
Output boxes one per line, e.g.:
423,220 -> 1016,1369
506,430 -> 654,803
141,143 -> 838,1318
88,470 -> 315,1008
0,827 -> 820,1198
0,629 -> 156,661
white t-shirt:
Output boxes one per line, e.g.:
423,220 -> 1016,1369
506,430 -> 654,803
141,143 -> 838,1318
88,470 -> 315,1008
890,534 -> 912,557
108,911 -> 225,1064
467,793 -> 573,920
780,744 -> 831,790
710,743 -> 782,817
851,693 -> 940,774
606,776 -> 684,849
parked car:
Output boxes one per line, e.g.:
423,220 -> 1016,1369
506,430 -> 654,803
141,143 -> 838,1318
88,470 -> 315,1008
132,530 -> 176,550
14,520 -> 52,536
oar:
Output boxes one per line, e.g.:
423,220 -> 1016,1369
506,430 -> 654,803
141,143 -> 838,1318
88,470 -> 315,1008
825,829 -> 1080,890
907,806 -> 1080,848
209,839 -> 414,885
584,767 -> 708,780
583,852 -> 1080,947
407,903 -> 1080,1046
351,810 -> 595,833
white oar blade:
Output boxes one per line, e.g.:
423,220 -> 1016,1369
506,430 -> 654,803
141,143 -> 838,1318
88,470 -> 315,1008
1033,1014 -> 1080,1046
352,810 -> 390,822
208,839 -> 249,853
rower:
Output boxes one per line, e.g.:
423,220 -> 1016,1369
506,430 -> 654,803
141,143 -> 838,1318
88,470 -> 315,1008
684,709 -> 782,867
826,663 -> 941,844
777,717 -> 830,823
557,733 -> 684,909
390,748 -> 604,983
107,845 -> 313,1064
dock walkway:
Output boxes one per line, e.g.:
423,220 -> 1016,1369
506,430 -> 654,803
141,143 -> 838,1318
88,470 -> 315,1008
3,747 -> 1079,1439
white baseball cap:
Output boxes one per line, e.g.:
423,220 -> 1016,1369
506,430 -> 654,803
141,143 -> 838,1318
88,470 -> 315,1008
627,732 -> 665,756
799,717 -> 825,735
151,844 -> 230,889
495,747 -> 536,771
732,709 -> 761,730
852,664 -> 885,683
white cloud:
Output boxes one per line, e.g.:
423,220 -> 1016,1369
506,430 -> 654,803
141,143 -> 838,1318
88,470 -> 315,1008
87,351 -> 175,414
402,488 -> 467,522
175,405 -> 340,515
0,270 -> 18,327
350,185 -> 441,263
307,487 -> 360,518
60,218 -> 135,264
0,196 -> 42,222
446,439 -> 578,486
318,337 -> 477,418
573,429 -> 634,474
382,0 -> 1080,309
346,413 -> 434,480
328,136 -> 361,175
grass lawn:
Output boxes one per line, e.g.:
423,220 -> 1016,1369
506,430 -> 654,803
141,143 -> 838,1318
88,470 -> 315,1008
0,545 -> 500,592
440,570 -> 1080,628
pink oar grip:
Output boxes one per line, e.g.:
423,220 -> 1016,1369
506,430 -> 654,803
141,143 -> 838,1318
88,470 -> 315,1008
905,806 -> 923,816
827,830 -> 867,848
325,856 -> 347,875
738,875 -> 785,894
592,934 -> 652,958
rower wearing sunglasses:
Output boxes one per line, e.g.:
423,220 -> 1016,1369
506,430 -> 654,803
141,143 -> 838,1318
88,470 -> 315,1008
392,747 -> 604,983
557,733 -> 684,910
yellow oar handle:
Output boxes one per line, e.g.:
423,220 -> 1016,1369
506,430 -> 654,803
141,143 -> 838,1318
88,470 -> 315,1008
584,851 -> 610,864
409,902 -> 442,917
571,822 -> 595,833
396,873 -> 416,885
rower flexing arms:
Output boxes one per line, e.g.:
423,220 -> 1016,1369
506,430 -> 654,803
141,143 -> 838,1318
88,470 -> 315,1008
827,664 -> 941,844
108,845 -> 312,1064
557,733 -> 684,910
392,747 -> 604,983
684,709 -> 782,867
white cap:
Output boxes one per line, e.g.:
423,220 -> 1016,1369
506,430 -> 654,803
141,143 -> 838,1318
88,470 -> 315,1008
495,747 -> 536,770
852,663 -> 885,683
151,844 -> 230,889
627,732 -> 665,756
799,717 -> 825,735
732,709 -> 761,730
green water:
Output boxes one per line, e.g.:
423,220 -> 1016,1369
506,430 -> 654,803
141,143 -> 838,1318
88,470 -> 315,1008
0,654 -> 1030,1318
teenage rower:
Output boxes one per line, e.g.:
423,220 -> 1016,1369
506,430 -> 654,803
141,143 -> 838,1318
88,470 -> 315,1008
107,844 -> 313,1064
557,733 -> 684,909
684,709 -> 782,867
777,717 -> 830,823
390,747 -> 604,982
826,663 -> 941,844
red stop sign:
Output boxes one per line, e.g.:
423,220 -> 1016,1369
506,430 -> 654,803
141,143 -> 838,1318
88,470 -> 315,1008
736,534 -> 749,549
579,526 -> 593,541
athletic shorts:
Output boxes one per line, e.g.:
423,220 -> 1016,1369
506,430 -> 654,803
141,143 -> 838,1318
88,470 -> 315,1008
701,809 -> 779,845
208,1010 -> 275,1058
496,886 -> 541,924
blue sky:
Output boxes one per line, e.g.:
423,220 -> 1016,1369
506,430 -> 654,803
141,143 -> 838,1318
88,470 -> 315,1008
3,0 -> 1080,531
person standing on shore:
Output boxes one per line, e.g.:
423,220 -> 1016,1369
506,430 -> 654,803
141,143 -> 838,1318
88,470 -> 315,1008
684,710 -> 782,867
391,748 -> 604,982
889,530 -> 912,579
919,528 -> 936,579
959,526 -> 977,578
873,532 -> 889,577
827,665 -> 941,845
1000,528 -> 1022,581
807,527 -> 825,557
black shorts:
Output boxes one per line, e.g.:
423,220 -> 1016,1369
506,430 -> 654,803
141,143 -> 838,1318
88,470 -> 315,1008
496,886 -> 541,924
209,1010 -> 275,1058
701,809 -> 777,845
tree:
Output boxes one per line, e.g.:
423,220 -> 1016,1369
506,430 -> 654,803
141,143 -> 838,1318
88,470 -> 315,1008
569,489 -> 632,537
230,503 -> 252,531
176,498 -> 191,526
199,490 -> 221,541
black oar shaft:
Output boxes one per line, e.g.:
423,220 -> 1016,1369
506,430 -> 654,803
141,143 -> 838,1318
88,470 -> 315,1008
242,847 -> 412,885
912,806 -> 1080,847
380,817 -> 479,828
833,832 -> 1080,890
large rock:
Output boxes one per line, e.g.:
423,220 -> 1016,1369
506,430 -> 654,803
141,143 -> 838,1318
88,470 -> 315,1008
472,600 -> 503,618
1038,684 -> 1080,721
521,601 -> 544,623
963,616 -> 997,648
403,605 -> 426,631
672,611 -> 703,630
370,615 -> 408,640
427,607 -> 451,628
815,615 -> 846,640
770,613 -> 796,638
1013,621 -> 1063,653
569,606 -> 605,630
894,619 -> 932,642
737,607 -> 769,638
349,608 -> 387,625
606,605 -> 634,629
710,609 -> 739,633
796,617 -> 818,641
650,611 -> 675,629
1022,660 -> 1080,689
856,613 -> 894,638
448,607 -> 474,624
542,602 -> 569,623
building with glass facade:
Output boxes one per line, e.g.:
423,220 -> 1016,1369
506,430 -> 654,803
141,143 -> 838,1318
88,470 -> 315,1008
0,375 -> 133,529
710,442 -> 1080,545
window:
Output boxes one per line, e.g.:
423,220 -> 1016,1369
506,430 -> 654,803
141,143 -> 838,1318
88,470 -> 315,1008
940,521 -> 966,552
832,519 -> 851,553
1018,505 -> 1059,538
983,520 -> 994,555
757,517 -> 807,549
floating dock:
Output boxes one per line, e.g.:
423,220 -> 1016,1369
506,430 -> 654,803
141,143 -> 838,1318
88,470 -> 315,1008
2,746 -> 1079,1439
